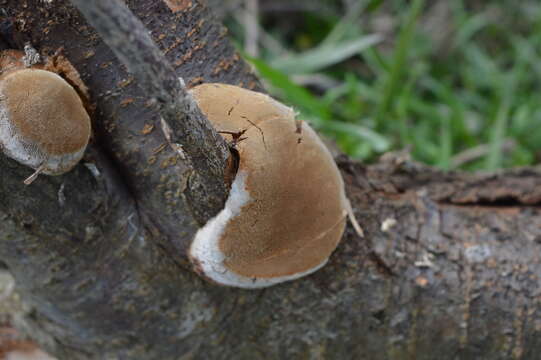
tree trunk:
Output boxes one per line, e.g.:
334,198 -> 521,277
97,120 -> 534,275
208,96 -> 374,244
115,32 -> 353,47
0,1 -> 540,359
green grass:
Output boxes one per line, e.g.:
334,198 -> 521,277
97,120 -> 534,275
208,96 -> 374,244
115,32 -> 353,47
228,0 -> 541,170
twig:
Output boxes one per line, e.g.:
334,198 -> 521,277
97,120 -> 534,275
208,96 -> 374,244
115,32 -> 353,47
244,0 -> 259,57
260,2 -> 333,14
23,165 -> 44,186
451,139 -> 516,169
69,0 -> 230,199
233,9 -> 285,55
292,74 -> 340,91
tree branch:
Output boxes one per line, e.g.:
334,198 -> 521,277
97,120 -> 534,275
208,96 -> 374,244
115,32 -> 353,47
3,1 -> 541,359
69,0 -> 231,218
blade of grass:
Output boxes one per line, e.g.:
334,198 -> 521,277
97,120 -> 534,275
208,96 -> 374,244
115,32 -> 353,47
396,85 -> 413,147
437,112 -> 452,170
322,120 -> 390,152
271,34 -> 382,75
454,13 -> 489,49
422,77 -> 476,146
362,47 -> 390,75
366,0 -> 384,12
485,35 -> 529,169
320,0 -> 368,47
374,0 -> 425,126
247,56 -> 331,119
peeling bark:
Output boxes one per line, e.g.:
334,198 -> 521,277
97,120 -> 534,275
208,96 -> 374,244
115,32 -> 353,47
0,1 -> 540,359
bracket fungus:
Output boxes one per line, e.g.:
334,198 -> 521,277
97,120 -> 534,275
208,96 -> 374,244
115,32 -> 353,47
189,83 -> 348,288
0,49 -> 91,184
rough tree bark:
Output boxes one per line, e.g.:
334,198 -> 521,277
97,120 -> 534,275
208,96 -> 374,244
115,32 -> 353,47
0,1 -> 540,359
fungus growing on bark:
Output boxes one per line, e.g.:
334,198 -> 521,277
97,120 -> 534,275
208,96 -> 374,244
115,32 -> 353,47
0,49 -> 91,184
0,325 -> 56,360
189,83 -> 348,288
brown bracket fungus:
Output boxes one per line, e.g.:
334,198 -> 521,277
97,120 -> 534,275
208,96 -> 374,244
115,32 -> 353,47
189,83 -> 348,288
0,49 -> 91,184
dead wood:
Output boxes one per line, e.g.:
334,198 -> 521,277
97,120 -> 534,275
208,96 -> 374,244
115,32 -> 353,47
0,1 -> 540,359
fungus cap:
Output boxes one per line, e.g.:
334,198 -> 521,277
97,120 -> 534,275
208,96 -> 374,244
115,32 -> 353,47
0,68 -> 91,176
189,83 -> 348,288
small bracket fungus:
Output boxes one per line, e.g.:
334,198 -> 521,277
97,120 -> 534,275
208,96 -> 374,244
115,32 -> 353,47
189,84 -> 348,288
0,49 -> 91,184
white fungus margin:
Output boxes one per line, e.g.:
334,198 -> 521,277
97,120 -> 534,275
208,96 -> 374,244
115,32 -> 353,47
189,170 -> 328,289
